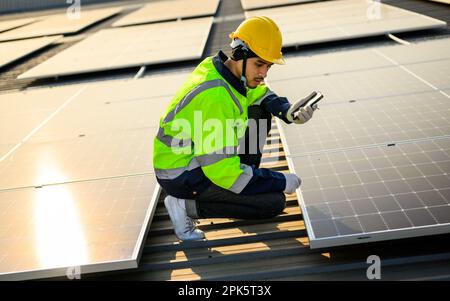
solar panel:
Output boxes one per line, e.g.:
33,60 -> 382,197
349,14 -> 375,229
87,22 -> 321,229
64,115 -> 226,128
0,36 -> 61,69
17,17 -> 213,80
277,91 -> 450,155
0,173 -> 158,280
0,144 -> 14,160
0,83 -> 83,146
285,139 -> 450,248
0,71 -> 189,279
405,59 -> 450,91
245,0 -> 446,47
427,0 -> 450,4
0,7 -> 122,42
112,0 -> 220,27
0,73 -> 189,191
0,117 -> 158,190
375,38 -> 450,65
0,17 -> 36,33
274,38 -> 450,248
276,50 -> 393,80
240,0 -> 317,10
28,74 -> 189,142
269,39 -> 450,105
270,66 -> 433,105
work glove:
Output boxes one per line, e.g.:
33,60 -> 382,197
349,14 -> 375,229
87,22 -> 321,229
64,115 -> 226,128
286,91 -> 322,124
284,173 -> 301,194
292,105 -> 314,124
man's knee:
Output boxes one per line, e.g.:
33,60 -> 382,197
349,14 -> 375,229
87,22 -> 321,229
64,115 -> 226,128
262,192 -> 286,219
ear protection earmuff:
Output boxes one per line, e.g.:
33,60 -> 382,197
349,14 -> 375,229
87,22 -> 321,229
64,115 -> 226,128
230,39 -> 257,87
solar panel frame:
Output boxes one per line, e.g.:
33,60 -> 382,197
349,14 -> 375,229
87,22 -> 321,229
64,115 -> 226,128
0,174 -> 160,280
0,7 -> 122,42
0,17 -> 37,33
0,36 -> 61,69
240,0 -> 318,10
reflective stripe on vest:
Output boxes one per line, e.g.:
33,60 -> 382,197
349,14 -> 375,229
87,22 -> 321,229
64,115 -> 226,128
154,145 -> 238,179
156,79 -> 243,149
162,79 -> 243,125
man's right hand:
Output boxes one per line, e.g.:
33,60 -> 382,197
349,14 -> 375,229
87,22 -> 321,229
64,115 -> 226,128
284,173 -> 301,194
292,105 -> 314,124
286,91 -> 322,124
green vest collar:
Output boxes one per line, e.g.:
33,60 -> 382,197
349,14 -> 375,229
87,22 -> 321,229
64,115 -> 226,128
212,51 -> 247,97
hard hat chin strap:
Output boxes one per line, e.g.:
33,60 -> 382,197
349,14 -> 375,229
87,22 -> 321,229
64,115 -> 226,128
241,54 -> 248,87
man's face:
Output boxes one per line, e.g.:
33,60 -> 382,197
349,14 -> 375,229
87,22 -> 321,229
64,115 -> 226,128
242,57 -> 273,88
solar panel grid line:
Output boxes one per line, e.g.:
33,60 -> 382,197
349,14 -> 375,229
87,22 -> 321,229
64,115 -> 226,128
269,67 -> 435,105
0,85 -> 87,164
285,134 -> 450,159
0,171 -> 156,193
305,145 -> 447,217
272,52 -> 450,82
375,38 -> 450,65
372,49 -> 450,98
404,61 -> 450,96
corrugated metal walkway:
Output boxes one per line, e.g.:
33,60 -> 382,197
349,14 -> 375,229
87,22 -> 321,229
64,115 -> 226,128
92,121 -> 450,281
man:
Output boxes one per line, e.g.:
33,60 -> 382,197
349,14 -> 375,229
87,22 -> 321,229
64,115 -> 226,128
153,16 -> 315,241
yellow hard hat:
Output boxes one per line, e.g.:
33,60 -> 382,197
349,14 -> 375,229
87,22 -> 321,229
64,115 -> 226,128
229,16 -> 285,65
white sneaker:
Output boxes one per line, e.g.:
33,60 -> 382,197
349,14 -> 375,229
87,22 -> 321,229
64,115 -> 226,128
164,195 -> 205,241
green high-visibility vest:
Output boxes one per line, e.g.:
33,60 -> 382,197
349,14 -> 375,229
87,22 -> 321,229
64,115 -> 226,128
153,56 -> 270,193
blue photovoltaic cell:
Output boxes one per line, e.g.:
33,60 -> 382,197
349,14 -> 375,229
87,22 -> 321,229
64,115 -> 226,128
277,38 -> 450,248
289,139 -> 450,247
